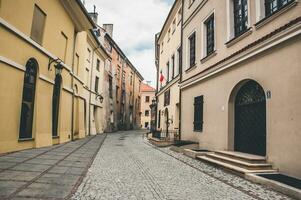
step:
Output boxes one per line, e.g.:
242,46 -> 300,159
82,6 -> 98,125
206,153 -> 272,170
197,156 -> 277,175
215,151 -> 267,163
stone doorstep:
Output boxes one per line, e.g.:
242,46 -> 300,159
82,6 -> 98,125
245,173 -> 301,200
196,155 -> 277,175
205,153 -> 273,170
215,151 -> 267,163
183,149 -> 210,159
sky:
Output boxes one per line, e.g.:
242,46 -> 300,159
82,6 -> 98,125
84,0 -> 174,87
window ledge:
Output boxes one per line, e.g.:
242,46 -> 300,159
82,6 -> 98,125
52,136 -> 60,139
185,64 -> 197,73
225,27 -> 252,48
201,50 -> 217,63
18,138 -> 34,142
255,1 -> 298,30
193,130 -> 203,133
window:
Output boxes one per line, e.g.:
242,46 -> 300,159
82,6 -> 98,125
145,122 -> 149,128
164,90 -> 170,106
158,110 -> 161,128
205,14 -> 215,56
87,48 -> 91,62
166,62 -> 170,82
30,5 -> 46,45
189,0 -> 196,6
188,32 -> 196,68
145,110 -> 150,116
122,71 -> 126,83
178,8 -> 182,24
85,68 -> 89,85
109,76 -> 113,98
95,76 -> 99,93
130,74 -> 133,85
117,67 -> 121,79
145,96 -> 150,103
168,28 -> 171,41
19,58 -> 38,139
172,19 -> 176,33
75,54 -> 79,76
96,59 -> 100,71
265,0 -> 293,17
116,86 -> 119,102
177,47 -> 182,76
233,0 -> 248,37
61,32 -> 68,62
171,55 -> 175,78
194,95 -> 204,131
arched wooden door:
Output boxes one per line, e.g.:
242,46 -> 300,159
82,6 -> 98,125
52,74 -> 62,137
234,80 -> 266,156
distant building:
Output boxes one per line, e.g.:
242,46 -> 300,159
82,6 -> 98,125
140,83 -> 156,129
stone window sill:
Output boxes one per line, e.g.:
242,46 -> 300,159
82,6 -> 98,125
52,136 -> 60,139
185,64 -> 197,73
18,138 -> 34,142
201,50 -> 217,63
225,27 -> 252,48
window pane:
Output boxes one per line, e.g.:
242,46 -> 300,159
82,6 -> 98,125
30,5 -> 46,44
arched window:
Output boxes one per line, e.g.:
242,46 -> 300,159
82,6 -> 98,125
19,58 -> 38,139
52,74 -> 62,137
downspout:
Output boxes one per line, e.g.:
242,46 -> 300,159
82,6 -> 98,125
71,30 -> 76,141
178,0 -> 184,141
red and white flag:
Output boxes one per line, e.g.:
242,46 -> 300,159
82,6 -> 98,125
159,71 -> 165,83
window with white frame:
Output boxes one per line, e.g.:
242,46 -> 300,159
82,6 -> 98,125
204,14 -> 215,56
177,47 -> 182,76
178,7 -> 182,24
189,0 -> 196,7
233,0 -> 249,37
265,0 -> 294,17
188,32 -> 196,68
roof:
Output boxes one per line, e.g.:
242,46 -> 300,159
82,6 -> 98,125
141,83 -> 156,92
157,0 -> 180,42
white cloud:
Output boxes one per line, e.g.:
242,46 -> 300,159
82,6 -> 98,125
84,0 -> 173,87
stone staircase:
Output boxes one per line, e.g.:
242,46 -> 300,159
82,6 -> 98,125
197,151 -> 277,175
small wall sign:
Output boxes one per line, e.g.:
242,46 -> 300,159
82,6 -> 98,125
266,90 -> 272,99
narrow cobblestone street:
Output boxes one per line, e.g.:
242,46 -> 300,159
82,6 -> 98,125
72,130 -> 292,200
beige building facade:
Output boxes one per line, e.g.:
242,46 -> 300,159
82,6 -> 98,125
180,0 -> 301,178
0,0 -> 109,153
140,83 -> 155,129
156,0 -> 182,138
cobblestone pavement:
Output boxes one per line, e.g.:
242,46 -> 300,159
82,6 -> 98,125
72,130 -> 293,200
0,134 -> 106,200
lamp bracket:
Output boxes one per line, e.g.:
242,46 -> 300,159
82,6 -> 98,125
48,58 -> 63,71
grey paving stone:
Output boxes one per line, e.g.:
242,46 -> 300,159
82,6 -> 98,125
37,154 -> 66,160
0,161 -> 18,169
35,173 -> 80,185
0,181 -> 27,197
48,166 -> 85,175
0,156 -> 29,163
25,158 -> 58,165
58,160 -> 88,167
16,183 -> 73,198
0,170 -> 41,181
11,163 -> 51,172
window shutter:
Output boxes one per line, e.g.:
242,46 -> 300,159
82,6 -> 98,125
194,95 -> 204,131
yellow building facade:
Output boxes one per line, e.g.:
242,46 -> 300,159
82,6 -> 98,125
0,0 -> 109,153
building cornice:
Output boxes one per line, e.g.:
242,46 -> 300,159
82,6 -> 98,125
156,75 -> 180,96
181,17 -> 301,90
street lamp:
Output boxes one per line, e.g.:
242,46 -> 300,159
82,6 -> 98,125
96,94 -> 104,103
54,63 -> 63,75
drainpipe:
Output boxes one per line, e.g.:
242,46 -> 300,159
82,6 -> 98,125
70,31 -> 77,142
178,0 -> 184,141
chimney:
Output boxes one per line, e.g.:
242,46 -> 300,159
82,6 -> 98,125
89,5 -> 98,24
103,24 -> 114,38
